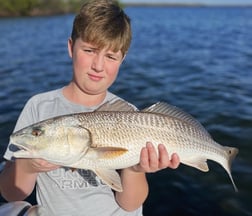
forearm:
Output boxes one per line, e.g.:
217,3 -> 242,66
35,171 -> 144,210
115,142 -> 180,212
0,160 -> 37,201
115,168 -> 148,212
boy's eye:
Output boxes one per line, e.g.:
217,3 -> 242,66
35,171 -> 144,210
107,55 -> 117,60
107,54 -> 120,61
84,49 -> 94,53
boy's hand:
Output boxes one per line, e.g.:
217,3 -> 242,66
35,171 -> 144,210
131,142 -> 180,173
17,158 -> 60,173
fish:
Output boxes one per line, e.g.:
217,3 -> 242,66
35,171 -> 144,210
10,99 -> 239,192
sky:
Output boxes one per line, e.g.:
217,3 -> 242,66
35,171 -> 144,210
121,0 -> 252,5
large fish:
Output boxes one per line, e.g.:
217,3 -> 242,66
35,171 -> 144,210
10,100 -> 239,192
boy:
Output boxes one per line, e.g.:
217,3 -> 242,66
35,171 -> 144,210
0,0 -> 179,215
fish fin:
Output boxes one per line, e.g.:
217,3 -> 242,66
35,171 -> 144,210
183,157 -> 209,172
95,99 -> 138,112
94,169 -> 123,192
142,102 -> 212,138
224,146 -> 239,192
95,147 -> 128,159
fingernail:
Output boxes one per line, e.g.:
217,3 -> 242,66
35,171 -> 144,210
158,144 -> 165,149
146,142 -> 153,148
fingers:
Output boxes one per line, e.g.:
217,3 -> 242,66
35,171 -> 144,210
136,142 -> 180,173
168,153 -> 180,169
31,159 -> 60,172
157,144 -> 170,169
134,142 -> 158,173
16,158 -> 60,174
138,145 -> 149,170
146,142 -> 159,171
158,144 -> 180,169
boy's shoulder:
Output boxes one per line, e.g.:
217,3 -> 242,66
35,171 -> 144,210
29,88 -> 62,102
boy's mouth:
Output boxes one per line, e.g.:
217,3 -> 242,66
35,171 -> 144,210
88,73 -> 103,81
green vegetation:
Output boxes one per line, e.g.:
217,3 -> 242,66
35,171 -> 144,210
0,0 -> 124,17
0,0 -> 85,17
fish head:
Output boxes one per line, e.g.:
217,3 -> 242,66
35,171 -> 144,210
10,116 -> 91,164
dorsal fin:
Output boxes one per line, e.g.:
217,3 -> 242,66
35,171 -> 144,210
95,99 -> 138,112
142,102 -> 211,138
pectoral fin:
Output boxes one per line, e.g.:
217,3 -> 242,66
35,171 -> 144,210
94,169 -> 123,192
183,157 -> 209,172
95,147 -> 128,159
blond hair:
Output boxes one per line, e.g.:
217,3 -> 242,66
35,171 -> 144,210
71,0 -> 132,56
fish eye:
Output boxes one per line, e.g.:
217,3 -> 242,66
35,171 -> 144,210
32,128 -> 43,137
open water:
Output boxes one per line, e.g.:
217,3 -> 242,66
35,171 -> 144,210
0,6 -> 252,216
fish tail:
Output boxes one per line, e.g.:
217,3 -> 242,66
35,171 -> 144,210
225,146 -> 239,192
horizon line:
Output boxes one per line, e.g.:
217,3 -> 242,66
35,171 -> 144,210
123,2 -> 252,7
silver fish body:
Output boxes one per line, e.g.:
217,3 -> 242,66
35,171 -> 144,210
10,100 -> 239,192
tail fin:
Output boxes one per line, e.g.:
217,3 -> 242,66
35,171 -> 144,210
225,146 -> 239,192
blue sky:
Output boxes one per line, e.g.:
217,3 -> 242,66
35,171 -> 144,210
121,0 -> 252,5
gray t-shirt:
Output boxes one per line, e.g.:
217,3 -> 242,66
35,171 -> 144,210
4,88 -> 142,216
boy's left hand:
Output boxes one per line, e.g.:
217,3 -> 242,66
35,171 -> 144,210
131,142 -> 180,173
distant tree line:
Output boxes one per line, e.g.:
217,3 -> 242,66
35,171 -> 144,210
0,0 -> 86,17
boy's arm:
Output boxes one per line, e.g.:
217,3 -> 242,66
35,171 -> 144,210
0,158 -> 59,201
115,142 -> 180,211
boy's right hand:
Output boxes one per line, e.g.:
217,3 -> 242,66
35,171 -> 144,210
17,158 -> 60,173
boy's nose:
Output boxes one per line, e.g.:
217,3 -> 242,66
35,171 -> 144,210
92,54 -> 104,72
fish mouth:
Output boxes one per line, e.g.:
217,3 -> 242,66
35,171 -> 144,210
15,144 -> 29,151
12,142 -> 33,158
15,145 -> 32,154
10,140 -> 31,152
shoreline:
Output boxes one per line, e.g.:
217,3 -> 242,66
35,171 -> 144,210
0,3 -> 251,18
124,3 -> 252,7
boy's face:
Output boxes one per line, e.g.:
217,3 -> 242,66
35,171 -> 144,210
68,38 -> 124,96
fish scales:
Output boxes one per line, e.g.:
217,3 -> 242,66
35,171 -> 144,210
75,112 -> 227,168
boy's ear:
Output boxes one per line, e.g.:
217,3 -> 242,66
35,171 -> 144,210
122,53 -> 127,62
68,38 -> 73,58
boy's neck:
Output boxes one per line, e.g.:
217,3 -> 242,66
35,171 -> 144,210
62,83 -> 107,107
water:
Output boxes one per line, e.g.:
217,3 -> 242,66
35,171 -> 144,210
0,6 -> 252,216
